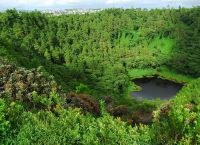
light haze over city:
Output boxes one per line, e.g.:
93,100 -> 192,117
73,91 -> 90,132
0,0 -> 199,10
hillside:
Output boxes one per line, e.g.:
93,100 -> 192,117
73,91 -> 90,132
0,8 -> 200,144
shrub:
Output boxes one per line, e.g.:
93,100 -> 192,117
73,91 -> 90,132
0,98 -> 24,144
7,106 -> 152,145
0,98 -> 9,139
75,83 -> 91,94
65,92 -> 100,115
152,78 -> 200,144
0,64 -> 64,110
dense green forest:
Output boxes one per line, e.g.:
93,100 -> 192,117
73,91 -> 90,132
0,7 -> 200,144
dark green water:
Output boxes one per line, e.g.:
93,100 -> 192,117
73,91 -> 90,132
131,77 -> 183,100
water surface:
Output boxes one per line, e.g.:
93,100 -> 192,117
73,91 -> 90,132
131,77 -> 183,100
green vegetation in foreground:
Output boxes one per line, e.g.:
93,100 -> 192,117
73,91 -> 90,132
0,63 -> 200,144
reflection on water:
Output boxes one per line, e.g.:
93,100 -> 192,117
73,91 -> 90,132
131,77 -> 183,100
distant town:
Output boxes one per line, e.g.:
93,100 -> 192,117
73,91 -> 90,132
41,9 -> 103,15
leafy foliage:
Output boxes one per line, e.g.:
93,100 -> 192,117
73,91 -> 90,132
0,7 -> 199,145
0,63 -> 63,110
65,92 -> 100,115
0,99 -> 9,139
152,78 -> 200,144
0,8 -> 199,98
4,105 -> 151,145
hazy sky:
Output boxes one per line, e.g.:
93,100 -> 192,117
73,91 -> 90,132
0,0 -> 199,10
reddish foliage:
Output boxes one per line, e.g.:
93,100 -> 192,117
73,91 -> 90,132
65,92 -> 100,115
112,105 -> 129,116
131,110 -> 153,125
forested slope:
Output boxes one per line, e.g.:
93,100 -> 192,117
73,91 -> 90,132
0,8 -> 199,96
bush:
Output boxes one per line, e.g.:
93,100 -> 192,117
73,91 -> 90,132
0,98 -> 24,144
75,83 -> 91,94
152,78 -> 200,144
0,64 -> 63,110
0,98 -> 9,139
7,106 -> 152,145
65,92 -> 100,115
